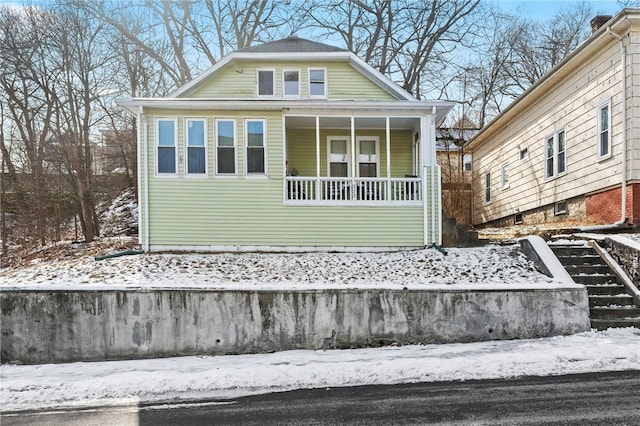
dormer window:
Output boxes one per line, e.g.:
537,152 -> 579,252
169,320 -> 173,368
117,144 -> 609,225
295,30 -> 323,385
283,69 -> 300,97
309,68 -> 326,98
257,69 -> 274,97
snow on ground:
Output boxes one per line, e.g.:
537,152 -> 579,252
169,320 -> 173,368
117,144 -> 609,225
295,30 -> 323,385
1,328 -> 639,412
0,242 -> 561,290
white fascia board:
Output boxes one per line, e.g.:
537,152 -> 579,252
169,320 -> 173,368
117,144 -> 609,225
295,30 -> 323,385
116,98 -> 454,119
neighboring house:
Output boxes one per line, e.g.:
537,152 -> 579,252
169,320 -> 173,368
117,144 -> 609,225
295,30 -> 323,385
468,11 -> 640,228
117,37 -> 453,251
436,120 -> 477,225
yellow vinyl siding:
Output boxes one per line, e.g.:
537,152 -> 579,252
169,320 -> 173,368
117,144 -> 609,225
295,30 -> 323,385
187,61 -> 396,101
142,108 -> 426,248
286,129 -> 412,177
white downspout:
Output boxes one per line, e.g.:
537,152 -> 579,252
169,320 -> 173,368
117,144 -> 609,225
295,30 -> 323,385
606,26 -> 628,225
141,108 -> 150,252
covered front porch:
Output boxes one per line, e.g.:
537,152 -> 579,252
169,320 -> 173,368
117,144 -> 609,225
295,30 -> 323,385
283,114 -> 432,205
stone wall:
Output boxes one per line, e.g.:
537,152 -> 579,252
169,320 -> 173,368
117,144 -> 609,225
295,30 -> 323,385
1,287 -> 590,364
605,236 -> 640,287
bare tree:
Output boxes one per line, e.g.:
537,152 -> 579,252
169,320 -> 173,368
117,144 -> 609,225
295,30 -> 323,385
0,5 -> 59,247
308,0 -> 481,98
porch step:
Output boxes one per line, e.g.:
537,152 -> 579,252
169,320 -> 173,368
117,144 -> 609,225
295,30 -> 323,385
589,294 -> 636,307
590,318 -> 640,330
549,243 -> 639,330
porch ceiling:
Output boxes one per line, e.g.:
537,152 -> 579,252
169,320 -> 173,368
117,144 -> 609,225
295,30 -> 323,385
285,115 -> 418,130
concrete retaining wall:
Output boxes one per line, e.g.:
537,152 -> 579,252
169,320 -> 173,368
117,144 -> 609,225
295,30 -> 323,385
1,288 -> 591,364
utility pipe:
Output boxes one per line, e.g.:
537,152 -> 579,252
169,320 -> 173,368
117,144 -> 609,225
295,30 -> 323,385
605,26 -> 628,225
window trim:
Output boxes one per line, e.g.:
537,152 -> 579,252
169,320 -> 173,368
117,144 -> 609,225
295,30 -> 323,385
308,67 -> 327,98
155,117 -> 178,176
256,68 -> 275,98
484,171 -> 491,204
244,118 -> 267,177
282,68 -> 300,98
184,117 -> 207,177
597,100 -> 611,161
501,163 -> 510,190
544,128 -> 567,180
215,118 -> 237,177
463,153 -> 472,172
554,200 -> 568,216
327,135 -> 351,177
356,136 -> 380,177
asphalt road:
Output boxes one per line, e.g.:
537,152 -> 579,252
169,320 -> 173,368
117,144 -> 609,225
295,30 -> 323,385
3,370 -> 640,425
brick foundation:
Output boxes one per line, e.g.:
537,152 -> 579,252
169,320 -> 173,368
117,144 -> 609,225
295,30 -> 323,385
585,183 -> 640,225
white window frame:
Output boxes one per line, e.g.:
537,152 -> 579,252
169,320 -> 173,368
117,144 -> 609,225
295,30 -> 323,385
597,100 -> 611,160
544,128 -> 567,180
501,163 -> 509,190
257,68 -> 275,98
356,136 -> 380,177
463,153 -> 472,172
185,118 -> 207,177
215,118 -> 237,176
282,68 -> 300,98
554,200 -> 568,215
155,117 -> 178,176
327,136 -> 351,177
308,67 -> 327,98
245,118 -> 267,176
484,171 -> 491,204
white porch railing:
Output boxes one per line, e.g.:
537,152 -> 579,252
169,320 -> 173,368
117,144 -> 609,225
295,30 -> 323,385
285,177 -> 422,204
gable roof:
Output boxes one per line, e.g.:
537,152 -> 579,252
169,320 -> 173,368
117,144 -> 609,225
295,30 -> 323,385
170,36 -> 415,100
238,36 -> 347,53
467,8 -> 640,150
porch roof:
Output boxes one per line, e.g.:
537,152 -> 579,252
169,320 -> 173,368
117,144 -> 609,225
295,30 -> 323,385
116,98 -> 455,125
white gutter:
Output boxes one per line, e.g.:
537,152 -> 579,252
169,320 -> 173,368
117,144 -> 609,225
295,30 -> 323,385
606,26 -> 628,225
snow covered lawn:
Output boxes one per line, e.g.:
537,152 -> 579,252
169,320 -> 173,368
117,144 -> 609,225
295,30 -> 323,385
1,328 -> 639,412
1,242 -> 559,289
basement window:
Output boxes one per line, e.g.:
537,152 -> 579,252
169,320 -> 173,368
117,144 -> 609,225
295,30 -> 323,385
554,200 -> 568,216
514,213 -> 523,225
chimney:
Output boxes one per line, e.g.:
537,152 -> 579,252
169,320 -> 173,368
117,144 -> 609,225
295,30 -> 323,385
590,15 -> 613,33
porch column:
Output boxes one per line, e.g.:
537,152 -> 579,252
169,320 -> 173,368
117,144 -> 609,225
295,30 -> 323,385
350,116 -> 356,178
385,116 -> 391,200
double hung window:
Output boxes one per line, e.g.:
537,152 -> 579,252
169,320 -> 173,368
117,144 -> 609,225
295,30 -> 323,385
309,68 -> 326,98
501,164 -> 509,189
257,69 -> 274,97
597,101 -> 611,159
283,69 -> 300,97
216,119 -> 236,175
484,172 -> 491,203
156,118 -> 177,175
186,118 -> 206,175
246,119 -> 266,174
545,129 -> 566,179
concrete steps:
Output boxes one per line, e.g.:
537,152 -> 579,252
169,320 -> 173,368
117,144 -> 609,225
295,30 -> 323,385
550,244 -> 640,330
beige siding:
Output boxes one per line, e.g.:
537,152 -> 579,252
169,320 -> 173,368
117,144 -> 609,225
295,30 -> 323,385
187,61 -> 396,100
471,34 -> 636,225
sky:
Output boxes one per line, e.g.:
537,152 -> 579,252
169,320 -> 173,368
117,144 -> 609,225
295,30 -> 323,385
496,0 -> 624,18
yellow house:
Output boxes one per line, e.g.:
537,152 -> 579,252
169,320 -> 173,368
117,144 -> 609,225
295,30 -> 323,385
117,37 -> 453,251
